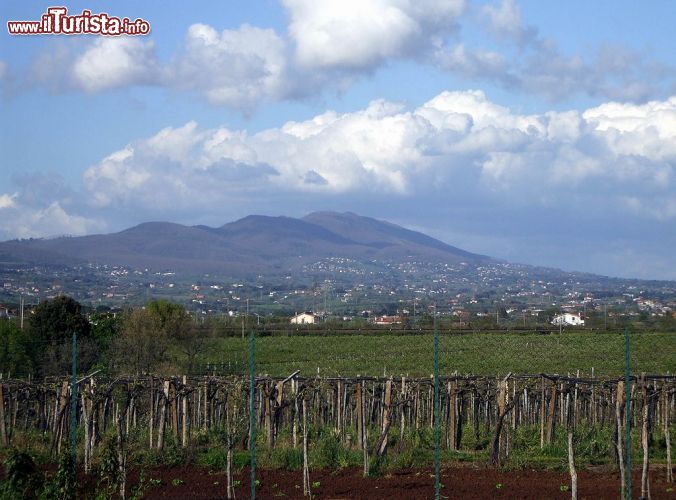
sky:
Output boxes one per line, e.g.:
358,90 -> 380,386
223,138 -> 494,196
0,1 -> 675,280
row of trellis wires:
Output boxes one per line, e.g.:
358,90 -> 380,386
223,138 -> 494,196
0,329 -> 674,498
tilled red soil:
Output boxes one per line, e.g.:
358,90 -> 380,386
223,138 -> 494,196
125,464 -> 675,499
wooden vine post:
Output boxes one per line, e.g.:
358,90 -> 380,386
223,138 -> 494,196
302,396 -> 310,497
491,374 -> 520,466
546,379 -> 557,445
157,380 -> 169,450
640,374 -> 651,500
540,376 -> 546,448
615,381 -> 626,499
376,378 -> 393,457
662,385 -> 673,483
567,431 -> 578,500
0,383 -> 7,446
181,375 -> 188,447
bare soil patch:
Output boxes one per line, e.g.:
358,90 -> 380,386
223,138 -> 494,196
125,464 -> 675,499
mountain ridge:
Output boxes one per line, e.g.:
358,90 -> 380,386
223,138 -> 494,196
0,212 -> 489,275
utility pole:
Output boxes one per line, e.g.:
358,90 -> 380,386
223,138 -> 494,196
20,295 -> 24,330
241,306 -> 245,339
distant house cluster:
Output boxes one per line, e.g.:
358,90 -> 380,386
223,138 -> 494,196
290,312 -> 404,326
371,315 -> 402,326
551,313 -> 585,326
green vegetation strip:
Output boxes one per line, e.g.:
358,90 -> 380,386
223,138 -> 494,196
207,331 -> 675,377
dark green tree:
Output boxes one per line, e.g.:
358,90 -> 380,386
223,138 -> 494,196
29,295 -> 96,376
0,321 -> 34,377
90,312 -> 122,352
112,299 -> 197,375
30,295 -> 91,342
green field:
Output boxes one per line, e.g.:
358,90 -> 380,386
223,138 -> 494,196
204,330 -> 676,378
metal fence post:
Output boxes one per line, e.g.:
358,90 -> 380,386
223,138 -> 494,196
434,315 -> 441,500
624,327 -> 632,500
249,329 -> 257,500
70,332 -> 77,494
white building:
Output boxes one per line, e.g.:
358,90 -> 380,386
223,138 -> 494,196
290,312 -> 319,324
551,313 -> 585,326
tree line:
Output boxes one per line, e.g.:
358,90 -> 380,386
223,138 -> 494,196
0,296 -> 211,378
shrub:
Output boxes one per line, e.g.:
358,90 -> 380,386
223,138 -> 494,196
41,452 -> 76,500
391,447 -> 433,469
197,448 -> 228,469
262,447 -> 303,470
95,436 -> 120,498
0,449 -> 41,499
310,433 -> 341,469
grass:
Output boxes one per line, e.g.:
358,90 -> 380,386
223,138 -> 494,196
204,330 -> 675,377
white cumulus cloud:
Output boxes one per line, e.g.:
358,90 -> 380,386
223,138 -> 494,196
0,193 -> 18,209
283,0 -> 465,70
0,197 -> 101,240
169,23 -> 290,108
72,37 -> 159,92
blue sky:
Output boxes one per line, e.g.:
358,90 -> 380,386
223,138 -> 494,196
1,1 -> 675,279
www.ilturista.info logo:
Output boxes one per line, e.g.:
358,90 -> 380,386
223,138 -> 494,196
7,7 -> 150,36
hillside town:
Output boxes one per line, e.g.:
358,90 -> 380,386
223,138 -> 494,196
1,259 -> 674,329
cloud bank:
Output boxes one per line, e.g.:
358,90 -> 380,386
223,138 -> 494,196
18,0 -> 675,110
80,90 -> 675,221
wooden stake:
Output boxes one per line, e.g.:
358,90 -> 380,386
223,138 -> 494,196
376,378 -> 392,457
400,377 -> 406,441
540,377 -> 546,449
546,381 -> 557,445
182,376 -> 188,447
149,378 -> 154,449
302,397 -> 310,496
356,382 -> 364,450
157,380 -> 169,450
663,386 -> 673,483
171,381 -> 178,442
0,384 -> 7,446
616,381 -> 626,499
641,375 -> 651,500
568,431 -> 578,500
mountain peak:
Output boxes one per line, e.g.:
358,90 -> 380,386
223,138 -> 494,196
305,210 -> 359,218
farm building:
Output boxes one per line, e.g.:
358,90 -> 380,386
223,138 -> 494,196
551,313 -> 585,326
290,312 -> 321,324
